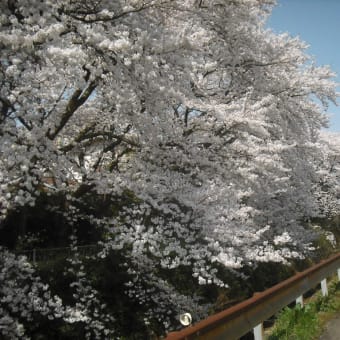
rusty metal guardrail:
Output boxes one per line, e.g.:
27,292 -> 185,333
165,252 -> 340,340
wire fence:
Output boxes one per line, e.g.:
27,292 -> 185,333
15,244 -> 101,264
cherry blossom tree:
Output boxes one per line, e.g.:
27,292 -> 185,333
0,246 -> 114,340
313,131 -> 340,218
0,0 -> 338,337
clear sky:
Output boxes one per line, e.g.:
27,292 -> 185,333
267,0 -> 340,131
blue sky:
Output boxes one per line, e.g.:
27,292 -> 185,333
267,0 -> 340,131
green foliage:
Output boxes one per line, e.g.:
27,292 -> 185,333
268,280 -> 340,340
314,281 -> 340,313
268,304 -> 319,340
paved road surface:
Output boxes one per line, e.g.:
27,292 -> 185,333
320,314 -> 340,340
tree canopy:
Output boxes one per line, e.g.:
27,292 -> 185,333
0,0 -> 339,338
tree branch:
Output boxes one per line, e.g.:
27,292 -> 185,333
17,116 -> 32,130
42,85 -> 67,122
0,96 -> 14,122
46,81 -> 97,140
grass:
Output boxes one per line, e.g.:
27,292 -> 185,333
266,279 -> 340,340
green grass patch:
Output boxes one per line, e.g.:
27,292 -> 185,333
267,304 -> 319,340
266,279 -> 340,340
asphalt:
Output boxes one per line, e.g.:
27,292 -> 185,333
319,314 -> 340,340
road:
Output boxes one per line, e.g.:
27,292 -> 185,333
319,314 -> 340,340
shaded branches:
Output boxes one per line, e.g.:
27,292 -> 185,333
46,81 -> 97,140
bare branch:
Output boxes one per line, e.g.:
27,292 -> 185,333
17,116 -> 32,130
43,85 -> 67,122
63,1 -> 171,23
46,81 -> 97,140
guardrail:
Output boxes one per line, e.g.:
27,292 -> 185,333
165,252 -> 340,340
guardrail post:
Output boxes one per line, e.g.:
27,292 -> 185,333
295,295 -> 303,307
337,268 -> 340,281
253,323 -> 264,340
321,278 -> 328,296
